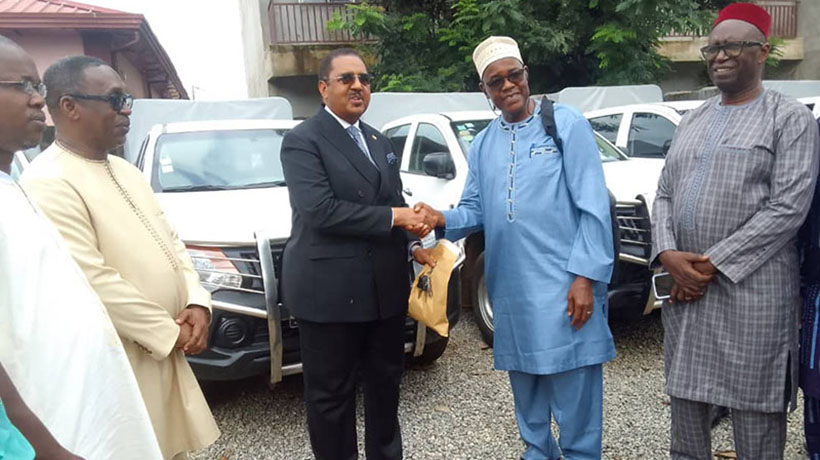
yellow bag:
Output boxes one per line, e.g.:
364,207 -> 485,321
408,240 -> 461,337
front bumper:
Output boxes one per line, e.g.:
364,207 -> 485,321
188,232 -> 429,383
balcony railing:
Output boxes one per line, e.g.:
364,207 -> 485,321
665,0 -> 798,39
268,1 -> 370,45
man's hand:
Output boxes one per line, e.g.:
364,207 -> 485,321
413,202 -> 445,228
392,204 -> 438,237
175,306 -> 210,354
175,321 -> 193,350
668,259 -> 717,303
413,247 -> 437,267
693,260 -> 716,276
567,276 -> 594,330
658,251 -> 714,303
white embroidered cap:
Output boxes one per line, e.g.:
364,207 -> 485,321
472,36 -> 523,80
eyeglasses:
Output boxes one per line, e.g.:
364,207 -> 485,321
0,80 -> 47,98
700,41 -> 765,60
323,72 -> 373,86
484,67 -> 527,91
66,93 -> 134,113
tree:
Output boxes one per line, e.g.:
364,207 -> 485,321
328,0 -> 720,92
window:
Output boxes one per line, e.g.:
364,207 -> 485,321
450,119 -> 491,157
588,114 -> 622,144
594,132 -> 624,163
408,123 -> 448,174
151,129 -> 289,192
383,124 -> 410,160
627,112 -> 677,158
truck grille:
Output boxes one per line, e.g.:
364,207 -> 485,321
190,244 -> 288,315
616,201 -> 651,264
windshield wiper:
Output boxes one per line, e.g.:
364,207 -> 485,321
238,180 -> 287,189
162,184 -> 234,193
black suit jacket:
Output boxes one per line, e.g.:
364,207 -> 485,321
280,108 -> 413,322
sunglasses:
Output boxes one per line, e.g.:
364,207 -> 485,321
324,72 -> 373,86
700,41 -> 765,60
484,67 -> 527,91
0,80 -> 47,98
66,92 -> 134,113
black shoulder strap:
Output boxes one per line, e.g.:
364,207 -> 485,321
540,96 -> 563,154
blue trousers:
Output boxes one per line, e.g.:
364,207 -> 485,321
509,365 -> 603,460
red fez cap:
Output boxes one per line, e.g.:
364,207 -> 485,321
714,3 -> 772,38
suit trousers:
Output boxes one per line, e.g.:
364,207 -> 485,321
669,397 -> 787,460
298,315 -> 405,460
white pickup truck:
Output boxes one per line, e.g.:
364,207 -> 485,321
133,119 -> 456,384
381,110 -> 664,344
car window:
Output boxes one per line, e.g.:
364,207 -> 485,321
588,114 -> 622,144
383,124 -> 410,159
450,119 -> 491,156
151,128 -> 289,192
627,112 -> 677,158
594,132 -> 625,162
407,123 -> 449,174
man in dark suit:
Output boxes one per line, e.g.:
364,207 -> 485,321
280,48 -> 436,460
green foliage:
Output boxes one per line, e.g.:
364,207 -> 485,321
327,0 -> 739,92
766,37 -> 785,68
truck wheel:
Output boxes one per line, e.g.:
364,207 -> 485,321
471,253 -> 494,347
411,328 -> 449,365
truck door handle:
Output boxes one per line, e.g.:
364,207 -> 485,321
403,188 -> 413,196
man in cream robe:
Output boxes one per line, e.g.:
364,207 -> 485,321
0,35 -> 161,458
21,56 -> 219,459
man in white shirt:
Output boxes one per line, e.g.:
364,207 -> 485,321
0,34 -> 162,459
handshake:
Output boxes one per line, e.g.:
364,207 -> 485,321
392,202 -> 443,237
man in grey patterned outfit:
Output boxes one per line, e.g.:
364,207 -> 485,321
651,3 -> 820,459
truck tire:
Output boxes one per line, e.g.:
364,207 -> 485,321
411,328 -> 449,365
471,252 -> 494,347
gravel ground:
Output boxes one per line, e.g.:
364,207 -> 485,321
193,309 -> 808,459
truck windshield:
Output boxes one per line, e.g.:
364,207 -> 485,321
595,132 -> 626,162
451,120 -> 491,157
451,119 -> 625,162
152,129 -> 289,193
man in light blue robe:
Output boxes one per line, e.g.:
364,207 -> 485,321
425,36 -> 615,460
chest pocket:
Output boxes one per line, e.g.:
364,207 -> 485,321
708,144 -> 774,216
525,141 -> 563,179
712,144 -> 773,182
529,143 -> 560,158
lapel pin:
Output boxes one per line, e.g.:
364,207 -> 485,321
371,134 -> 377,140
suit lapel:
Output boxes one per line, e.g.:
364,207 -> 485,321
316,109 -> 380,188
363,124 -> 392,199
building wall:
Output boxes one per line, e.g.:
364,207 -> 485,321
239,0 -> 273,98
0,29 -> 84,76
269,75 -> 321,119
115,53 -> 148,99
797,0 -> 820,79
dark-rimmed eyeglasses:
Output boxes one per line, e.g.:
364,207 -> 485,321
484,67 -> 527,91
0,80 -> 47,98
700,41 -> 765,60
65,93 -> 134,113
323,72 -> 373,87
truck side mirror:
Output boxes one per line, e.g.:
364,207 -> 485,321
422,152 -> 455,180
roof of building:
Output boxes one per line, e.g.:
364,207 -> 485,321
0,0 -> 188,99
0,0 -> 121,14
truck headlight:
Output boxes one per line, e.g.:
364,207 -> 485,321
186,246 -> 243,293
